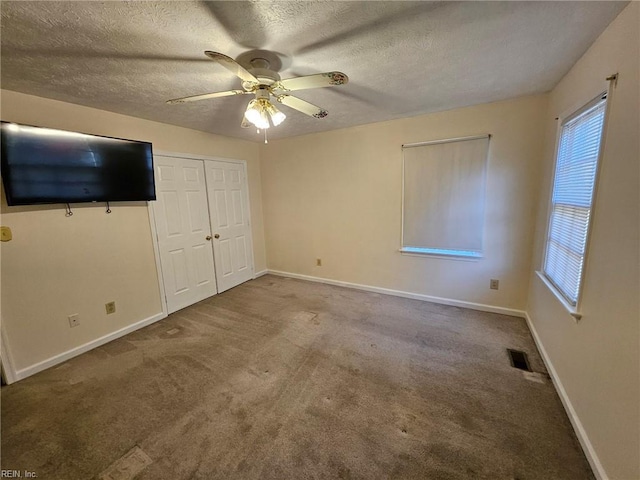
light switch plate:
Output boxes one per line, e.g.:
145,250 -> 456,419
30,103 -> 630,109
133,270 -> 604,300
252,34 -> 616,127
105,302 -> 116,315
0,226 -> 12,242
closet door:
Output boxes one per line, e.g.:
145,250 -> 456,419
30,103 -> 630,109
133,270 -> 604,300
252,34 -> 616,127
153,156 -> 217,313
205,160 -> 255,293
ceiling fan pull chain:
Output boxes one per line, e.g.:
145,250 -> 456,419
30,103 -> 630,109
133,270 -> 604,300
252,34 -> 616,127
264,129 -> 268,144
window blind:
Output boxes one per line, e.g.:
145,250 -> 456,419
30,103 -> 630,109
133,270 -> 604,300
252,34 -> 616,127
402,136 -> 489,257
543,96 -> 607,305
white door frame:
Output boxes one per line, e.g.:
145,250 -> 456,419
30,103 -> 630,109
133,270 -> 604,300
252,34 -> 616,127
147,198 -> 170,319
147,150 -> 255,314
1,320 -> 18,384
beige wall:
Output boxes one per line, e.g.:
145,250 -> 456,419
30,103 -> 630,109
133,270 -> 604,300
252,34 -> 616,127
261,94 -> 547,311
527,4 -> 639,479
0,90 -> 266,374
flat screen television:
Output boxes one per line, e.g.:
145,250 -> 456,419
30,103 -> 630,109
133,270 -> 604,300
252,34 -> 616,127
1,121 -> 155,206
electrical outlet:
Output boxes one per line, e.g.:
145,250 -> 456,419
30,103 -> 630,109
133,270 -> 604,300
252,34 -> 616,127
105,301 -> 116,315
490,279 -> 499,290
68,314 -> 80,328
316,258 -> 322,266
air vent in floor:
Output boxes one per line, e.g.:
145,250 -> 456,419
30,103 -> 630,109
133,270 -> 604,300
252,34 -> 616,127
507,349 -> 531,371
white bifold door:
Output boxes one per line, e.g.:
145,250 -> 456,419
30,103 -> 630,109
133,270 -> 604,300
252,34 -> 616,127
205,161 -> 255,293
153,155 -> 254,314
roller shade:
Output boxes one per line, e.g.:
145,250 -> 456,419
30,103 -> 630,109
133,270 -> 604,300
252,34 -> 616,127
402,136 -> 489,257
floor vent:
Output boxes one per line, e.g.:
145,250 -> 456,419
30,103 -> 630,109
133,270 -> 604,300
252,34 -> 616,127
507,349 -> 531,371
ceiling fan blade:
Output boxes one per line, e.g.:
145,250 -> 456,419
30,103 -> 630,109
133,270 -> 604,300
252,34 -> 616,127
276,95 -> 328,119
204,51 -> 258,84
166,89 -> 249,104
241,116 -> 252,128
275,72 -> 348,92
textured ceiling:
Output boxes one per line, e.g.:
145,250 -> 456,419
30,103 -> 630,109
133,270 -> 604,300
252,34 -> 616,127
0,1 -> 628,142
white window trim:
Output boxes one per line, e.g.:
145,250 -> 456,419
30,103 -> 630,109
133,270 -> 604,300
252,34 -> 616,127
537,82 -> 613,321
400,134 -> 490,259
536,271 -> 582,321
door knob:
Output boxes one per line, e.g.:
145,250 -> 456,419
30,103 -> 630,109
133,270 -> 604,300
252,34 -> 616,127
214,234 -> 220,239
206,235 -> 212,241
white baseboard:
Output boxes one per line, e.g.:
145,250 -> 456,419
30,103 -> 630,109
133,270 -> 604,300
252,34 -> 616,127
253,269 -> 269,279
14,311 -> 167,382
524,312 -> 607,480
267,269 -> 527,318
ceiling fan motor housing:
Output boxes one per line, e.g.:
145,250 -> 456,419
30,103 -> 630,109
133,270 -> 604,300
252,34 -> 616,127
254,88 -> 270,100
243,58 -> 281,90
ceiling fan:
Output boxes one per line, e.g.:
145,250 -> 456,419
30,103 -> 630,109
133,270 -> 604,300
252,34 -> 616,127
166,51 -> 348,136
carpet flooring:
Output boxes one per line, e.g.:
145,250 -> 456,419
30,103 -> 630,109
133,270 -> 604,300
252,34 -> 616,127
1,275 -> 594,479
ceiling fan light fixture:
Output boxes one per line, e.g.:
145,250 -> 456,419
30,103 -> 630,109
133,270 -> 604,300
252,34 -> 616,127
265,102 -> 286,126
244,98 -> 271,130
244,97 -> 286,129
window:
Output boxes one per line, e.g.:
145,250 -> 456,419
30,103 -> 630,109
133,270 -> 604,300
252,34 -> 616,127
543,94 -> 607,307
401,135 -> 489,258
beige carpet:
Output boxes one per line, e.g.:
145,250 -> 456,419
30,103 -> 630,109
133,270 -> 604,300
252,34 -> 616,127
1,275 -> 593,479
